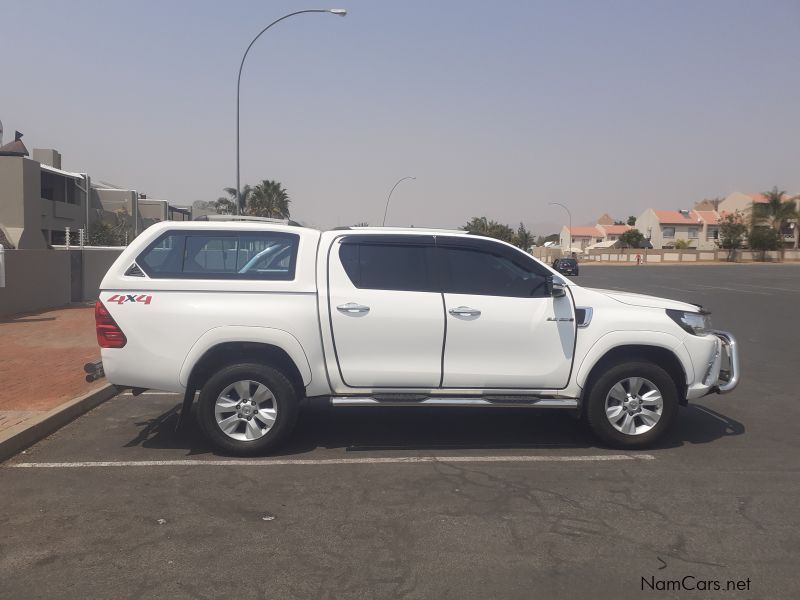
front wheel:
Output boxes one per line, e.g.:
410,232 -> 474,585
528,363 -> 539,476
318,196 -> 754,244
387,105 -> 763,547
585,360 -> 678,448
197,363 -> 299,455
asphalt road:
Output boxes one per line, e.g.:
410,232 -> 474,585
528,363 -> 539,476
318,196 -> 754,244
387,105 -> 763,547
2,264 -> 799,599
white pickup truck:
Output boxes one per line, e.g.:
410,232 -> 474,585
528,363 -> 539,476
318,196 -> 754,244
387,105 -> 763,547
96,220 -> 739,454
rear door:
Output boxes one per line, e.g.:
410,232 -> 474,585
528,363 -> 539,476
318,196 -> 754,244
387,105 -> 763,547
327,235 -> 444,388
437,237 -> 576,389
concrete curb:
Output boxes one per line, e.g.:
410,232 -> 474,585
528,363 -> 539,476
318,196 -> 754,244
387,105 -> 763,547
0,384 -> 118,463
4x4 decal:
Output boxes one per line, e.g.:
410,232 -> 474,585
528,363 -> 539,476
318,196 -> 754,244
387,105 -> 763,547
107,294 -> 152,305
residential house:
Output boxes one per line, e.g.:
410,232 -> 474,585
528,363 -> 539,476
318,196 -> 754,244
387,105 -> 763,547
635,209 -> 715,249
596,223 -> 632,242
717,191 -> 798,248
0,133 -> 191,249
559,226 -> 604,253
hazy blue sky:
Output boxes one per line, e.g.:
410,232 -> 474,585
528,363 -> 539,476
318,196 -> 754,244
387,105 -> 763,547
2,0 -> 798,232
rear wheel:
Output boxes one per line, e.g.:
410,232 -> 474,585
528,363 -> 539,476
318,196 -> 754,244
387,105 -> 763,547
585,360 -> 678,448
197,363 -> 299,455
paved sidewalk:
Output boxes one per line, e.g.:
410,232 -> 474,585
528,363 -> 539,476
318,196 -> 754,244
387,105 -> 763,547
0,305 -> 104,433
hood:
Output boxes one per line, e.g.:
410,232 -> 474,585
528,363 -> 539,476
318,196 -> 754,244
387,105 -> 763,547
585,287 -> 700,312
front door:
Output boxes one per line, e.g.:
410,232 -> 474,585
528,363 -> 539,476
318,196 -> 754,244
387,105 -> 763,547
437,238 -> 576,389
328,235 -> 444,388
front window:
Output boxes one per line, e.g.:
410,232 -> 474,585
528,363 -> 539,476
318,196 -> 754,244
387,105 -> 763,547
439,243 -> 549,298
662,226 -> 675,238
688,227 -> 699,239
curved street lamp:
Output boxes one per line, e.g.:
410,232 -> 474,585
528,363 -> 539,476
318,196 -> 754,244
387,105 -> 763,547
382,176 -> 416,226
235,9 -> 347,214
548,201 -> 572,252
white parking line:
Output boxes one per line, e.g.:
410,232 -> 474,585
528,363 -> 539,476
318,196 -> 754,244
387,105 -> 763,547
118,392 -> 182,397
8,454 -> 655,468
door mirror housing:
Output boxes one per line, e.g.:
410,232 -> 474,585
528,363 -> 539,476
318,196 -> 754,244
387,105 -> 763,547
547,275 -> 567,298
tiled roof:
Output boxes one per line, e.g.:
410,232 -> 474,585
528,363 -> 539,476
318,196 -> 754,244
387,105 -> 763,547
654,210 -> 697,224
748,192 -> 794,203
568,226 -> 602,237
692,210 -> 720,225
600,224 -> 632,234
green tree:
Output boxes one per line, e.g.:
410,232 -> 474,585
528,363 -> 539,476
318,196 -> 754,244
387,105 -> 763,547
514,222 -> 534,250
618,228 -> 645,248
216,185 -> 253,215
461,217 -> 515,243
88,209 -> 128,246
627,215 -> 637,226
674,239 -> 691,249
719,211 -> 747,261
249,180 -> 291,219
752,186 -> 798,256
87,222 -> 122,246
748,226 -> 781,261
613,219 -> 626,225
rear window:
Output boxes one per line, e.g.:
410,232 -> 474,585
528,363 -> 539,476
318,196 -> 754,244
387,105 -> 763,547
559,259 -> 577,266
137,230 -> 299,280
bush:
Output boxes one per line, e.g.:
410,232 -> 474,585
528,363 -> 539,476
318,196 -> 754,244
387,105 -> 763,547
748,226 -> 781,260
87,221 -> 126,246
618,228 -> 645,248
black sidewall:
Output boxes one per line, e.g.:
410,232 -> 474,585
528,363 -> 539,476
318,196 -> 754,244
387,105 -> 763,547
197,363 -> 299,456
586,361 -> 678,448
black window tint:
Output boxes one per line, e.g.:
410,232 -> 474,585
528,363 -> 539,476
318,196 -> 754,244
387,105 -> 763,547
139,232 -> 185,275
137,231 -> 299,280
339,243 -> 433,292
440,246 -> 548,298
184,235 -> 239,274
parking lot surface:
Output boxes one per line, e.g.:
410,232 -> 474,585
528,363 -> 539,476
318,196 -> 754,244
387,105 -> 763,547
2,264 -> 799,599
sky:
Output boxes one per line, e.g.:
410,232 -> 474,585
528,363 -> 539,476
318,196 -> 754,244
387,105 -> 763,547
2,0 -> 798,233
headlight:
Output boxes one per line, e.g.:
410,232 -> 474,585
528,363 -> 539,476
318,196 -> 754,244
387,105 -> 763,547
666,309 -> 712,335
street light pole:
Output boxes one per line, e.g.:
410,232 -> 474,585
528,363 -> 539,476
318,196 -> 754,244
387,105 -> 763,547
236,8 -> 347,215
382,176 -> 416,226
548,202 -> 572,255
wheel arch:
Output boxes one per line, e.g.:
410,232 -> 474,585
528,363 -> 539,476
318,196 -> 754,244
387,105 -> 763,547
578,342 -> 690,409
180,327 -> 312,397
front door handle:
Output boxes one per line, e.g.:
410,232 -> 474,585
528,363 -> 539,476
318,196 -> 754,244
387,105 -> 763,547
449,306 -> 481,317
337,302 -> 370,315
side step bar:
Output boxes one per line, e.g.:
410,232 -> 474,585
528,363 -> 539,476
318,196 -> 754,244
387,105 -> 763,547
331,396 -> 579,409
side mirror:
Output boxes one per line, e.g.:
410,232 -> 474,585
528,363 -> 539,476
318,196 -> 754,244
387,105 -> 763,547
547,275 -> 567,298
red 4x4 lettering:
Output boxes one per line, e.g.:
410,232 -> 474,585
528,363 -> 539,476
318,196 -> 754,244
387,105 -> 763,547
107,294 -> 152,305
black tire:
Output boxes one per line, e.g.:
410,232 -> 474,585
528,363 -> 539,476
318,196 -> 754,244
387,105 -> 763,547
585,360 -> 678,448
197,363 -> 300,455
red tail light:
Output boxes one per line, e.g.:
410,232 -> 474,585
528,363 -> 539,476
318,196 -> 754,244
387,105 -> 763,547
95,300 -> 127,348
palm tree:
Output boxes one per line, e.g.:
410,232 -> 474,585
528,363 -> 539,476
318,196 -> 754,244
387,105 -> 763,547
249,180 -> 291,219
752,187 -> 799,253
216,185 -> 253,215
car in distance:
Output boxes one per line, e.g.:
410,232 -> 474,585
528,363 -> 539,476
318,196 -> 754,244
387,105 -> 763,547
95,222 -> 739,455
552,257 -> 579,276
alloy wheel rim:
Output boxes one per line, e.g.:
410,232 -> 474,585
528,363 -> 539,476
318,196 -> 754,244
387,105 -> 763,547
604,376 -> 663,436
215,380 -> 278,441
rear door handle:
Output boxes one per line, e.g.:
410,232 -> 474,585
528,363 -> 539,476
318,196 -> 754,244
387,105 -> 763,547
337,302 -> 370,314
449,306 -> 481,317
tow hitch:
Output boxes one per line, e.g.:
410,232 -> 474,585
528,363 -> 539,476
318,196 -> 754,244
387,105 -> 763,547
83,360 -> 105,382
